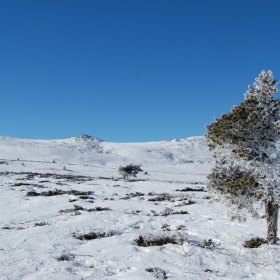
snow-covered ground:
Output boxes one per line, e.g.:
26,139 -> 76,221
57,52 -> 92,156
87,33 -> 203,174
0,135 -> 279,279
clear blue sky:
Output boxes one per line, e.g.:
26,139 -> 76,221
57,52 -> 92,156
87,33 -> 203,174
1,0 -> 280,142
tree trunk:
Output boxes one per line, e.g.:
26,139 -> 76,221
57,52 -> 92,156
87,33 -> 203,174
265,201 -> 279,244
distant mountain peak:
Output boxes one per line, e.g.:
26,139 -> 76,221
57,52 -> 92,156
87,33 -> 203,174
76,134 -> 103,142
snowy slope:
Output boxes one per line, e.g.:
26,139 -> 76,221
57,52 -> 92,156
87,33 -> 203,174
0,135 -> 279,279
0,134 -> 212,165
0,134 -> 213,178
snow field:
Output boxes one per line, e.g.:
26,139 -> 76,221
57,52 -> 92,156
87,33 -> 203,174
0,136 -> 279,279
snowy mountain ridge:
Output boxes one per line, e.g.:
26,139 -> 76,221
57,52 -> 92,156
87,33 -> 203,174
0,134 -> 213,168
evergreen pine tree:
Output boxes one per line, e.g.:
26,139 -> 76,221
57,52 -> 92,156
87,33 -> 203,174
205,70 -> 280,244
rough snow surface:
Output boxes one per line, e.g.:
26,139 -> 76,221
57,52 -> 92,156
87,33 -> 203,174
0,135 -> 279,279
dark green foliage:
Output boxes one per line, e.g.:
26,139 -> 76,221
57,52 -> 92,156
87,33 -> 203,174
208,164 -> 262,200
206,70 -> 280,162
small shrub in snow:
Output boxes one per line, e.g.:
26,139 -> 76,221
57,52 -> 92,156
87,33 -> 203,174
74,205 -> 84,211
59,204 -> 85,214
176,187 -> 206,192
244,237 -> 266,248
60,205 -> 111,214
88,206 -> 111,212
161,224 -> 170,231
17,226 -> 25,230
74,230 -> 119,241
126,192 -> 145,198
160,207 -> 189,217
145,267 -> 168,279
2,226 -> 11,230
59,253 -> 74,261
147,191 -> 157,196
26,189 -> 94,197
34,222 -> 48,227
198,239 -> 216,250
118,164 -> 143,179
79,195 -> 92,199
174,200 -> 196,207
125,208 -> 141,215
134,231 -> 187,247
176,225 -> 186,231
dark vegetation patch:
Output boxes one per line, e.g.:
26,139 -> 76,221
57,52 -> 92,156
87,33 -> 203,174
243,237 -> 266,248
60,205 -> 110,214
2,226 -> 11,230
34,222 -> 48,227
59,205 -> 85,214
59,254 -> 74,261
126,192 -> 145,198
10,183 -> 32,187
198,239 -> 216,249
160,208 -> 189,217
69,198 -> 78,202
17,226 -> 25,230
104,197 -> 115,201
176,187 -> 206,192
88,206 -> 111,212
1,171 -> 94,182
26,189 -> 94,197
161,224 -> 170,231
74,230 -> 118,241
126,179 -> 146,182
147,208 -> 189,217
176,225 -> 186,230
79,195 -> 93,199
134,232 -> 186,247
125,209 -> 142,215
120,192 -> 146,200
145,267 -> 168,279
147,192 -> 157,196
174,200 -> 196,207
147,193 -> 182,202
